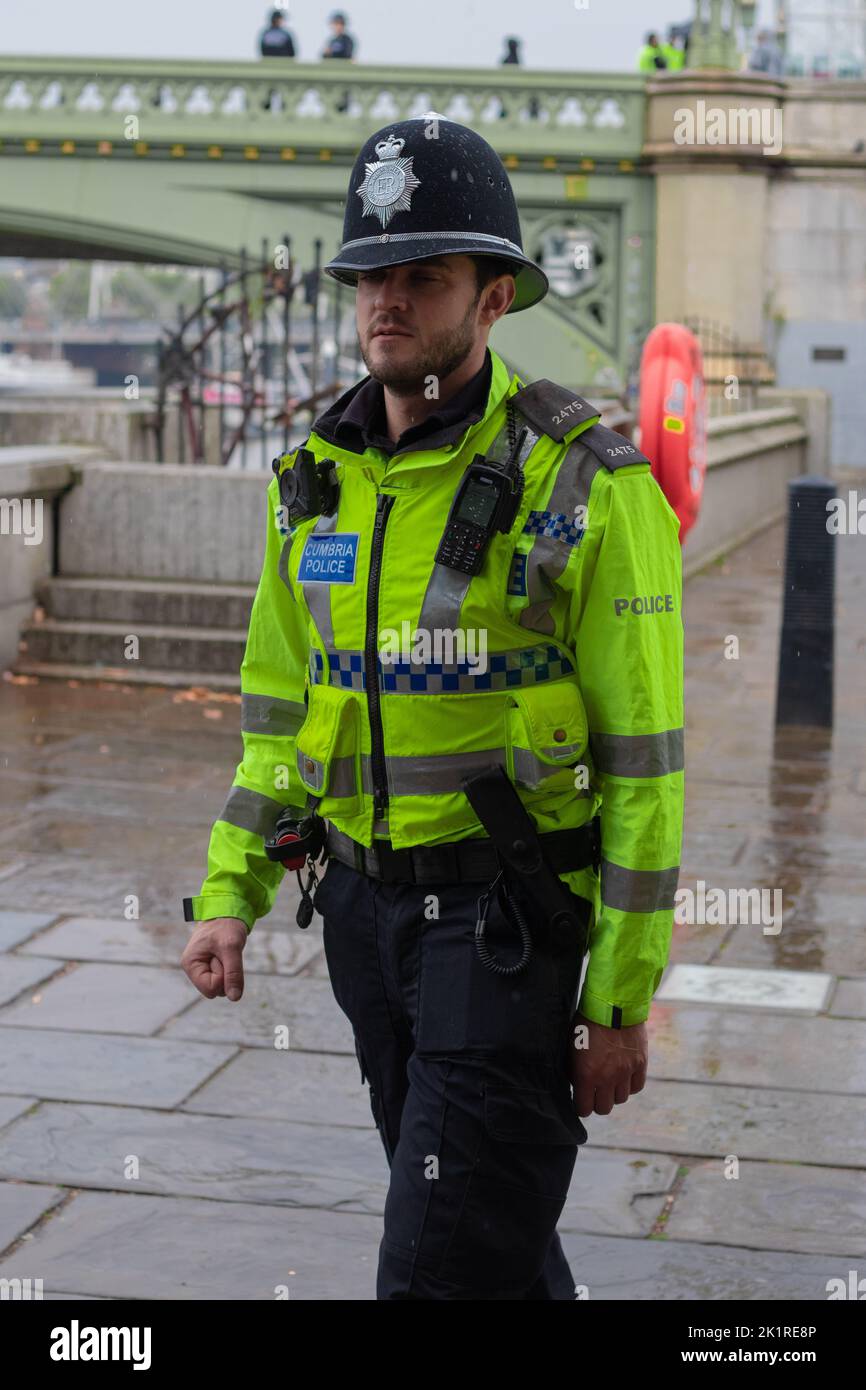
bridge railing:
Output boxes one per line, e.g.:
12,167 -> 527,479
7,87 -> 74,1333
0,57 -> 646,161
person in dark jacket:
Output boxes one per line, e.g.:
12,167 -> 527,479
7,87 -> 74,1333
322,11 -> 356,59
501,36 -> 522,65
259,8 -> 296,58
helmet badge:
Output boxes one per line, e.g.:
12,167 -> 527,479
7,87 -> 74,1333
356,133 -> 421,230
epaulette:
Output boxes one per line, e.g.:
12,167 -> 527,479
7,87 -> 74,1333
573,422 -> 651,472
511,379 -> 650,472
510,379 -> 600,442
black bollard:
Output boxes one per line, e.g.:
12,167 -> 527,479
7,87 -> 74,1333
775,476 -> 836,728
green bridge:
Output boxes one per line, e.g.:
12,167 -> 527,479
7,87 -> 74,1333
0,57 -> 654,390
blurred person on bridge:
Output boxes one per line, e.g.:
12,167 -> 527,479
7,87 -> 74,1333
259,8 -> 297,59
498,36 -> 541,121
663,24 -> 688,71
322,10 -> 356,60
748,29 -> 785,77
637,32 -> 669,71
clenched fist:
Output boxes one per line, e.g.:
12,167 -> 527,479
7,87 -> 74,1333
181,918 -> 248,1002
570,1012 -> 648,1118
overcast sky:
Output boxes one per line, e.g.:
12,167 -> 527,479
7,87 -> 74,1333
3,0 -> 777,69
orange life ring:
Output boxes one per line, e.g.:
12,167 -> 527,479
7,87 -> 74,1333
638,323 -> 707,543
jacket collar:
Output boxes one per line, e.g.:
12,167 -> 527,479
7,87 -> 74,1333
310,346 -> 514,461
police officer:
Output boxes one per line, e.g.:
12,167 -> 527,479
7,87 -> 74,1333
181,115 -> 684,1300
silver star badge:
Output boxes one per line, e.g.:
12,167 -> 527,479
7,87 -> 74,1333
356,133 -> 421,230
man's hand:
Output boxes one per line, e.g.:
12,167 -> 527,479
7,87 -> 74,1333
570,1011 -> 648,1117
181,918 -> 248,1002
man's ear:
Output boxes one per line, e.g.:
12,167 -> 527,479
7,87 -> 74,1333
480,275 -> 516,325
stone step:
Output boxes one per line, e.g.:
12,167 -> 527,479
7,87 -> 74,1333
37,577 -> 256,630
17,618 -> 246,676
12,659 -> 241,692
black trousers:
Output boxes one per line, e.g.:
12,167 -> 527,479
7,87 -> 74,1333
313,853 -> 592,1300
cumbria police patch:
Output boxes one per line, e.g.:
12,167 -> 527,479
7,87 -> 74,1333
298,533 -> 359,583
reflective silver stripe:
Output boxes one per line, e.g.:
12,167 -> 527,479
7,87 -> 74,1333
298,749 -> 358,797
241,693 -> 307,737
417,419 -> 538,633
591,729 -> 685,778
278,533 -> 294,596
601,861 -> 680,914
519,432 -> 601,635
383,748 -> 504,796
218,785 -> 287,837
512,745 -> 584,789
304,749 -> 591,799
298,512 -> 339,648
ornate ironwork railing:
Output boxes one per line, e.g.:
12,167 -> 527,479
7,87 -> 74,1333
0,57 -> 646,161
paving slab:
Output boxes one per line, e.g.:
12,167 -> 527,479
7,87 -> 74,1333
559,1150 -> 677,1237
0,956 -> 66,1008
17,915 -> 323,977
0,1102 -> 387,1212
0,1028 -> 236,1107
160,976 -> 355,1053
0,962 -> 197,1035
648,1006 -> 866,1094
829,979 -> 866,1019
721,918 -> 866,975
663,1159 -> 866,1256
181,1048 -> 372,1127
0,1180 -> 65,1254
0,1094 -> 39,1131
657,963 -> 833,1013
0,1190 -> 381,1300
560,1232 -> 860,1301
585,1079 -> 866,1168
0,911 -> 58,950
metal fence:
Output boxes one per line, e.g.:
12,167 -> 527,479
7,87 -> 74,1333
154,237 -> 364,467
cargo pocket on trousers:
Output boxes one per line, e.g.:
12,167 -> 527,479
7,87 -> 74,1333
437,1080 -> 586,1290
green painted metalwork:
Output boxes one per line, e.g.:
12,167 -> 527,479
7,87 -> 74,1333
689,0 -> 759,69
0,57 -> 653,393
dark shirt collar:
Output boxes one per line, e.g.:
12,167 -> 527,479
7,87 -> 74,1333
313,347 -> 493,456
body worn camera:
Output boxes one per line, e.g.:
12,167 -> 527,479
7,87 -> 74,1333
272,448 -> 339,526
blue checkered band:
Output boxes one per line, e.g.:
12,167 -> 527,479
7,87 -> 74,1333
523,510 -> 585,547
310,644 -> 574,693
507,552 -> 528,597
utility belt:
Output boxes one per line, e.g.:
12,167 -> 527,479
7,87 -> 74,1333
325,817 -> 599,885
264,765 -> 599,976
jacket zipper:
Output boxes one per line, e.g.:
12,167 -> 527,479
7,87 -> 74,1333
366,492 -> 395,822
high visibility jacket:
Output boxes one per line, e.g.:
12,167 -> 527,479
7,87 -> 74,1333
637,43 -> 668,72
187,347 -> 684,1028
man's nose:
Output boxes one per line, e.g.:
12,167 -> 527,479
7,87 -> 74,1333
372,271 -> 410,310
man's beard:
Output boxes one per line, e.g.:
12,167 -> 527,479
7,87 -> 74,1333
359,296 -> 479,397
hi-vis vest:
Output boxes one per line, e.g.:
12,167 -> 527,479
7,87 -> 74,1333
188,347 -> 684,1028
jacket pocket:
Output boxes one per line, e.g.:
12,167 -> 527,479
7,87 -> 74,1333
295,681 -> 362,812
506,676 -> 588,791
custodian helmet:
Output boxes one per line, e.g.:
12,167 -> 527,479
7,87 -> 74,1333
322,115 -> 549,313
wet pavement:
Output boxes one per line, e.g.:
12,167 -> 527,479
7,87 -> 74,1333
0,516 -> 864,1299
